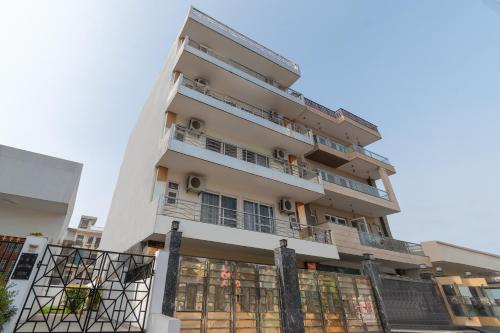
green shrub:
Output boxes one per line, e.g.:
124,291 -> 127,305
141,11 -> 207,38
64,286 -> 89,313
0,278 -> 17,333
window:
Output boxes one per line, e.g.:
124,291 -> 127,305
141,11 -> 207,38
206,137 -> 222,153
95,237 -> 101,248
243,201 -> 274,233
0,259 -> 7,271
166,182 -> 179,204
242,149 -> 269,168
87,236 -> 94,244
350,218 -> 369,233
325,214 -> 347,226
76,235 -> 84,245
200,192 -> 238,227
79,219 -> 89,229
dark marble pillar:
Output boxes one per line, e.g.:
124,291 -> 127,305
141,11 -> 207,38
161,221 -> 182,317
274,239 -> 305,333
361,254 -> 392,333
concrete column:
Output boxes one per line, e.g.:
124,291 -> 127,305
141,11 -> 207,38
361,254 -> 392,333
274,240 -> 305,333
378,167 -> 398,204
4,236 -> 47,333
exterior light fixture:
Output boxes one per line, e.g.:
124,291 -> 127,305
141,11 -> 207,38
280,239 -> 288,248
171,220 -> 180,231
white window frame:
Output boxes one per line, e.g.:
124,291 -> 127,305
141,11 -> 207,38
325,214 -> 347,226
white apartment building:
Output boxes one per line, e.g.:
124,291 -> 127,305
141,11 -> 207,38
101,7 -> 430,275
0,145 -> 82,243
62,215 -> 103,249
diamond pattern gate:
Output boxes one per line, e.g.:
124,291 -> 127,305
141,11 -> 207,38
14,245 -> 155,333
174,257 -> 281,333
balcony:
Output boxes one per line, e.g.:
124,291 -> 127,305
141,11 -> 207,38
173,36 -> 305,118
306,134 -> 395,179
316,170 -> 400,217
155,197 -> 340,261
321,223 -> 430,268
159,197 -> 331,244
166,74 -> 313,155
358,232 -> 425,256
301,98 -> 382,146
158,125 -> 325,203
180,7 -> 300,85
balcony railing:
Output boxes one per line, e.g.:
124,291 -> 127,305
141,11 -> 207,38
170,125 -> 320,184
358,231 -> 425,256
190,7 -> 300,74
319,170 -> 389,200
314,134 -> 390,165
304,98 -> 379,132
346,145 -> 390,164
184,37 -> 303,100
158,197 -> 332,244
313,134 -> 348,153
180,75 -> 310,137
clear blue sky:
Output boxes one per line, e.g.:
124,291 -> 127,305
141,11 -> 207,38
1,1 -> 499,254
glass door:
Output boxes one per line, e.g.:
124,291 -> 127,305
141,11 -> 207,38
201,192 -> 219,224
221,196 -> 237,227
243,201 -> 274,234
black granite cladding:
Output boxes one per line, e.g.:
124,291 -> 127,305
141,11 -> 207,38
274,245 -> 305,333
161,229 -> 182,317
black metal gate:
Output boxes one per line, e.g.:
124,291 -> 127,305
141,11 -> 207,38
379,275 -> 451,330
0,236 -> 25,281
14,245 -> 155,333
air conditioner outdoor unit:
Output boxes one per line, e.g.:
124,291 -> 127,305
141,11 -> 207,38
273,148 -> 286,160
186,175 -> 206,193
279,198 -> 295,215
188,118 -> 205,132
194,77 -> 209,89
199,44 -> 211,54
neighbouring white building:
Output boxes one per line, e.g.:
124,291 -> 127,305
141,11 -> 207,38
62,215 -> 103,249
0,145 -> 82,243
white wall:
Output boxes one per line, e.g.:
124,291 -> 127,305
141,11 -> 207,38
0,145 -> 82,242
101,41 -> 180,252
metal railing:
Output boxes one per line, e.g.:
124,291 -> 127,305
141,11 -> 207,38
318,169 -> 389,200
180,75 -> 310,136
190,7 -> 300,73
158,197 -> 332,244
171,125 -> 319,183
358,231 -> 425,256
304,98 -> 379,132
346,145 -> 390,164
185,37 -> 303,99
0,238 -> 24,281
313,134 -> 348,153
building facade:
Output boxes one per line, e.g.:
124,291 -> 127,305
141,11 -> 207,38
0,145 -> 82,243
61,215 -> 103,249
102,6 -> 429,278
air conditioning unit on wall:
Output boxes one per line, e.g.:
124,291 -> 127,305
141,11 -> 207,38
186,175 -> 206,193
279,198 -> 295,215
188,118 -> 205,132
273,148 -> 286,160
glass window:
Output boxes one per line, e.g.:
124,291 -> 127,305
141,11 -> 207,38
224,143 -> 237,158
87,236 -> 94,244
243,201 -> 274,233
201,192 -> 219,224
200,192 -> 237,227
243,149 -> 256,164
325,214 -> 347,226
76,235 -> 84,245
167,181 -> 179,204
206,138 -> 222,153
95,237 -> 101,248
